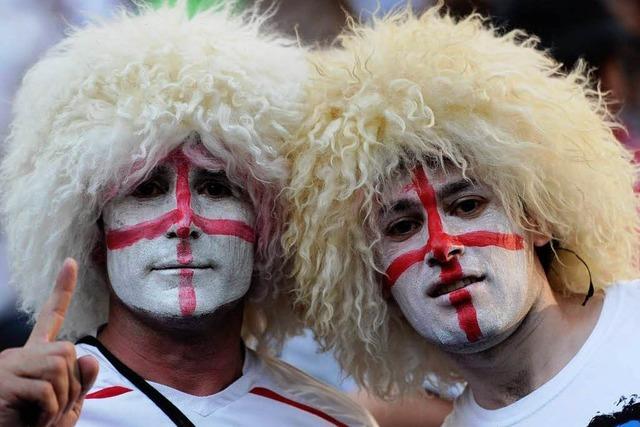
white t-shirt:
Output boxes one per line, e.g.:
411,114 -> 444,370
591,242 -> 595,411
76,343 -> 376,426
444,280 -> 640,427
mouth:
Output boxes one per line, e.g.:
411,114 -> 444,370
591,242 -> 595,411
152,265 -> 213,271
428,275 -> 485,298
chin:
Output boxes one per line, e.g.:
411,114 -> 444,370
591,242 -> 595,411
127,298 -> 245,331
437,321 -> 521,355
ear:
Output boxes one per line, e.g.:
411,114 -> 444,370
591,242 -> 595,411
531,231 -> 551,248
523,212 -> 551,248
91,217 -> 107,265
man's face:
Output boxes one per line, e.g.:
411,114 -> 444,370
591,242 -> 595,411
102,146 -> 256,318
378,164 -> 543,353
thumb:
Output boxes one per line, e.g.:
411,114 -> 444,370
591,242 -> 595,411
78,355 -> 100,395
58,356 -> 99,427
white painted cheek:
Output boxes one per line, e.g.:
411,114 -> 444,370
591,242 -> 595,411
106,236 -> 179,313
471,246 -> 535,337
191,236 -> 254,315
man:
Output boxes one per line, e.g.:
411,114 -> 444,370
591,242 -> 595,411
0,3 -> 374,426
283,7 -> 640,426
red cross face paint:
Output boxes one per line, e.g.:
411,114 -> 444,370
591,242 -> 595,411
103,146 -> 256,318
378,164 -> 541,353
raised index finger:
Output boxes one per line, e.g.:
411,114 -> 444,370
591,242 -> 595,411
27,258 -> 79,345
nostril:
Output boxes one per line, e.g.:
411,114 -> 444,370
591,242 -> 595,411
191,230 -> 200,240
166,231 -> 178,239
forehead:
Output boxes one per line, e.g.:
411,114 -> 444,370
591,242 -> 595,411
158,144 -> 227,171
384,162 -> 477,195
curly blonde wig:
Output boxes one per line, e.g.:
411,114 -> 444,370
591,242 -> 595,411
1,2 -> 307,344
283,8 -> 640,397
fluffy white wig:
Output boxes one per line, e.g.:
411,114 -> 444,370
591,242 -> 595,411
283,8 -> 640,396
1,2 -> 307,344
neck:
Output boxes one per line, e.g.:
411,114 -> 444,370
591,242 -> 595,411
449,285 -> 604,409
99,295 -> 245,396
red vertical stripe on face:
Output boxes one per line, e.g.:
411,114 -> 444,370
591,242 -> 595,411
383,167 -> 524,343
449,288 -> 482,342
179,269 -> 196,316
177,240 -> 193,265
170,150 -> 193,232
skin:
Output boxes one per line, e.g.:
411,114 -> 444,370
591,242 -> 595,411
0,259 -> 99,427
378,164 -> 604,408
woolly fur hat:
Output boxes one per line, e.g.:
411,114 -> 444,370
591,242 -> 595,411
1,2 -> 307,343
283,8 -> 640,396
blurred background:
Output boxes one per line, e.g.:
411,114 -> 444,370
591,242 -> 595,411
0,1 -> 639,422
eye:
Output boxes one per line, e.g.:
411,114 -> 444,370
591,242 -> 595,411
384,217 -> 423,242
131,178 -> 168,199
450,197 -> 487,218
196,179 -> 233,199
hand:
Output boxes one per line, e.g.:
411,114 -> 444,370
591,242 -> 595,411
0,258 -> 100,427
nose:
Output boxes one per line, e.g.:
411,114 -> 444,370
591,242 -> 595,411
427,235 -> 464,267
166,225 -> 200,240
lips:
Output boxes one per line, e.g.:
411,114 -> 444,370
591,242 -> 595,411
428,274 -> 485,298
152,264 -> 212,271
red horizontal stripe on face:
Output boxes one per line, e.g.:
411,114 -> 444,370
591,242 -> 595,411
106,210 -> 182,250
456,231 -> 524,250
249,387 -> 347,427
192,215 -> 256,243
384,246 -> 428,288
85,386 -> 133,399
106,210 -> 256,249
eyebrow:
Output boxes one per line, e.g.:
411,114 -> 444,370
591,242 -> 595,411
192,169 -> 229,182
379,198 -> 423,218
436,179 -> 475,200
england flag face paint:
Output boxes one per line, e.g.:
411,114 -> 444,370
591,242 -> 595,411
103,146 -> 255,318
378,164 -> 540,352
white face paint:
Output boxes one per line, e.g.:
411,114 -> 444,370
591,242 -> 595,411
378,164 -> 542,353
102,146 -> 255,318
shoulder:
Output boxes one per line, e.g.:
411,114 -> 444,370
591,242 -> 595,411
603,279 -> 640,322
605,279 -> 640,299
251,351 -> 378,427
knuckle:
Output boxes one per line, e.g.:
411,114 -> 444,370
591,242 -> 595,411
58,341 -> 76,357
50,356 -> 67,375
0,347 -> 17,360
